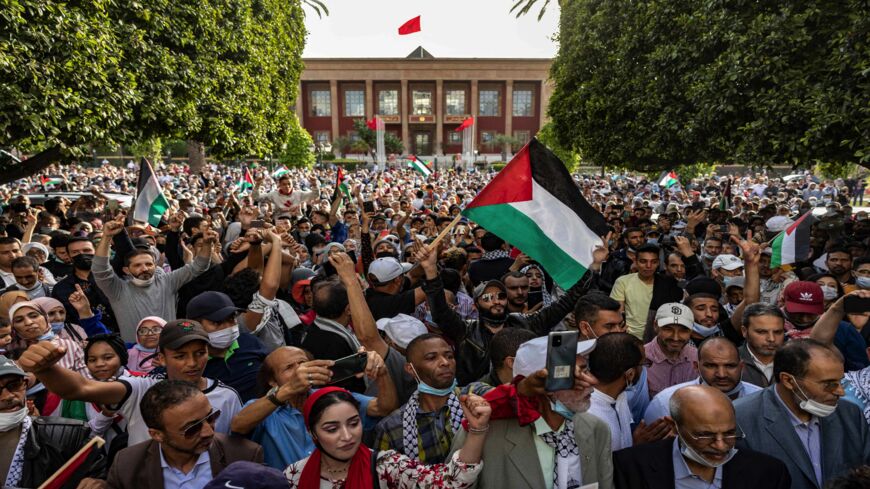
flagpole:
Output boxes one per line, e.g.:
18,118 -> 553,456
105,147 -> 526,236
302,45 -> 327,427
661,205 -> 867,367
38,436 -> 105,489
428,213 -> 463,249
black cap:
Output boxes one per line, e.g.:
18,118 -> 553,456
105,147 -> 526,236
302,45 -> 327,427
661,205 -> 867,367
684,276 -> 722,297
185,291 -> 241,322
204,461 -> 289,489
159,320 -> 209,350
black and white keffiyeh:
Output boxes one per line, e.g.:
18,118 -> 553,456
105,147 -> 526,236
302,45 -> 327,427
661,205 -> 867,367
845,367 -> 870,425
481,249 -> 510,261
4,415 -> 31,487
401,390 -> 463,460
539,419 -> 582,489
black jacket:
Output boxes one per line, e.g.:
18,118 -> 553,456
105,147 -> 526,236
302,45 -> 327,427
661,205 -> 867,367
427,272 -> 594,385
19,416 -> 107,489
613,438 -> 791,489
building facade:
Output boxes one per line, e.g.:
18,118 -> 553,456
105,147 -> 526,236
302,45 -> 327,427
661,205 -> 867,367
298,47 -> 553,158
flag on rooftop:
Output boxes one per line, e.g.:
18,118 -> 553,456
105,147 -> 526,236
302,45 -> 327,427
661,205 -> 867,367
398,16 -> 421,35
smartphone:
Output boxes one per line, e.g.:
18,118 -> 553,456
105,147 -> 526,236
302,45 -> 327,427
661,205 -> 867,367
545,331 -> 578,392
9,203 -> 26,213
329,352 -> 368,384
844,295 -> 870,314
251,220 -> 265,228
363,201 -> 376,213
719,225 -> 729,233
691,201 -> 705,211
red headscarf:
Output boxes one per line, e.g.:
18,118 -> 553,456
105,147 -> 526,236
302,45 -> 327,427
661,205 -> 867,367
299,387 -> 373,489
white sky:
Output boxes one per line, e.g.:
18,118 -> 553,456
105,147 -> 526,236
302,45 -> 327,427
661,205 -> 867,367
302,0 -> 559,58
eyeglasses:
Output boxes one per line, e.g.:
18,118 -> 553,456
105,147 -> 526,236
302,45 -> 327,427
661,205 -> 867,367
795,376 -> 843,393
0,378 -> 25,394
479,292 -> 507,302
137,328 -> 162,336
684,426 -> 745,444
178,409 -> 221,438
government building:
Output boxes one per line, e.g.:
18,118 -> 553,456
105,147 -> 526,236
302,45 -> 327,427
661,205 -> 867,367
297,47 -> 553,158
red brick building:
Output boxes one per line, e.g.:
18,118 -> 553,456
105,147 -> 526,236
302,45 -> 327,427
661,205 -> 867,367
298,47 -> 553,158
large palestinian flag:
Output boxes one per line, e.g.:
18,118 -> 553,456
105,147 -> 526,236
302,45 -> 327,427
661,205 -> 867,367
462,138 -> 609,288
770,211 -> 817,268
406,156 -> 432,177
133,158 -> 169,227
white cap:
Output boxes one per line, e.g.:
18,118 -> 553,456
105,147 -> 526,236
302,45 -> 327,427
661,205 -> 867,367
711,254 -> 744,271
512,336 -> 597,379
367,257 -> 413,283
766,215 -> 794,233
376,314 -> 428,349
655,303 -> 694,330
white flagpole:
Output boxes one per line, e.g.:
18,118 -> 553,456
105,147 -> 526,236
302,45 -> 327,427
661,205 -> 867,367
376,117 -> 385,171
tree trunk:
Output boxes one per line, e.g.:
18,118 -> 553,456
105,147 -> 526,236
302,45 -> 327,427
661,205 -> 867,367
0,146 -> 63,185
187,140 -> 206,173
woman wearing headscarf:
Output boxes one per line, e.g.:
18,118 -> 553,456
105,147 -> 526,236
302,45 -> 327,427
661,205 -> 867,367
522,264 -> 553,310
284,387 -> 490,489
8,301 -> 88,376
22,241 -> 57,286
126,316 -> 166,373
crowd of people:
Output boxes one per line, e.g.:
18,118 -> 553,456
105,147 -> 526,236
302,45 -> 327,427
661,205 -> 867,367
0,160 -> 868,489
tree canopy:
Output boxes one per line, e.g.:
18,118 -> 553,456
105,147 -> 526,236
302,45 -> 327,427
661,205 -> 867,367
547,0 -> 869,172
0,0 -> 308,182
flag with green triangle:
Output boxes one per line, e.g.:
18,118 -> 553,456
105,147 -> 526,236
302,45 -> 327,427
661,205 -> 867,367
406,155 -> 432,177
238,166 -> 254,192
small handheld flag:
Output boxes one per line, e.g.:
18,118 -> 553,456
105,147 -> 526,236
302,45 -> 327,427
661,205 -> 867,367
770,211 -> 817,268
271,165 -> 289,179
657,171 -> 678,188
406,155 -> 432,178
238,166 -> 254,192
133,158 -> 170,227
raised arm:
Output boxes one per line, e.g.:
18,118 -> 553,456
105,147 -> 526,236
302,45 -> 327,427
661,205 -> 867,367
241,230 -> 285,332
330,252 -> 389,359
165,229 -> 216,290
92,218 -> 126,298
811,290 -> 870,345
730,232 -> 760,331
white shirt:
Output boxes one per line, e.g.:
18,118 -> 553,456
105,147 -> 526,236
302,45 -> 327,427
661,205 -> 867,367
0,270 -> 15,288
588,389 -> 634,451
644,378 -> 762,423
746,347 -> 774,383
117,377 -> 242,445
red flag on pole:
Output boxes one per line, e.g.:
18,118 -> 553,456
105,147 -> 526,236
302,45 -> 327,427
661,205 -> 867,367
398,16 -> 421,35
366,117 -> 378,130
455,116 -> 474,132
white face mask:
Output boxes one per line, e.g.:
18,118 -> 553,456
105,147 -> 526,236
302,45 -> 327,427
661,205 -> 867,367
0,407 -> 27,432
820,285 -> 838,301
208,325 -> 239,349
790,375 -> 837,417
129,276 -> 155,287
692,322 -> 720,338
678,430 -> 738,468
18,281 -> 41,292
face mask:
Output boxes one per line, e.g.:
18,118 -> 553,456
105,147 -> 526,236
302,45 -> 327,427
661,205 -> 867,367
677,429 -> 737,468
820,285 -> 838,301
701,252 -> 717,261
133,344 -> 157,353
790,375 -> 837,417
298,231 -> 310,239
856,276 -> 870,289
0,407 -> 27,432
36,329 -> 55,341
208,325 -> 240,349
129,276 -> 154,287
692,322 -> 720,338
647,238 -> 659,246
50,322 -> 64,334
550,399 -> 575,420
39,226 -> 54,234
787,313 -> 817,330
410,364 -> 457,397
19,281 -> 41,292
72,253 -> 93,271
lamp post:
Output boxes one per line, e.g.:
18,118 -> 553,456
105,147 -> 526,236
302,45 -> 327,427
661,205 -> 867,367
91,148 -> 98,167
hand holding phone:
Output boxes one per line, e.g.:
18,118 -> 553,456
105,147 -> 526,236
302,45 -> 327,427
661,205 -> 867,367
545,331 -> 578,392
844,294 -> 870,314
329,352 -> 368,384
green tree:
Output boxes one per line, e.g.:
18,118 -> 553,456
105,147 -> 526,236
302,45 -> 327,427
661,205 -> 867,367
536,122 -> 580,171
490,133 -> 522,161
352,119 -> 404,155
276,115 -> 315,169
546,0 -> 869,172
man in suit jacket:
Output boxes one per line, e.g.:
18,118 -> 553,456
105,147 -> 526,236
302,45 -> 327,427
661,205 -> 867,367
450,336 -> 614,489
614,385 -> 790,489
734,339 -> 870,489
106,380 -> 263,489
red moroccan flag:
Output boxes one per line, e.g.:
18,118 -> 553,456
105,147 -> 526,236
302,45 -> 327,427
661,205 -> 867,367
366,117 -> 378,130
398,16 -> 421,35
455,116 -> 474,132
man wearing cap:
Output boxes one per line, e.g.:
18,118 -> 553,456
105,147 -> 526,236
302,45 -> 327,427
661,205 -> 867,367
711,254 -> 744,290
93,216 -> 214,342
643,337 -> 762,423
186,291 -> 268,403
779,281 -> 826,339
723,276 -> 745,315
365,256 -> 426,321
16,319 -> 243,446
449,336 -> 614,489
105,380 -> 263,489
0,355 -> 107,488
645,303 -> 699,398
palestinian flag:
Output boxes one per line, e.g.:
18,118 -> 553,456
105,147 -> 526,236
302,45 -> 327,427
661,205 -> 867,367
770,211 -> 817,268
271,165 -> 289,179
406,156 -> 432,177
41,175 -> 64,187
658,171 -> 679,188
238,166 -> 254,192
719,178 -> 732,211
40,436 -> 104,489
133,158 -> 170,227
333,167 -> 353,202
462,138 -> 609,288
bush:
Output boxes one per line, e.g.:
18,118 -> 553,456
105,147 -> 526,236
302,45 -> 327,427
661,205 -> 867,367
321,152 -> 336,161
490,162 -> 508,171
277,115 -> 315,169
332,159 -> 368,171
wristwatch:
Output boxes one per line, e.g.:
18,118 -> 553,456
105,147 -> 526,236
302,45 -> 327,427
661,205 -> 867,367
266,386 -> 285,407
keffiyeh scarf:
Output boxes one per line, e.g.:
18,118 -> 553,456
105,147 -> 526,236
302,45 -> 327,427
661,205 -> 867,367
844,368 -> 870,425
401,390 -> 463,460
481,249 -> 510,261
538,419 -> 582,489
4,415 -> 31,487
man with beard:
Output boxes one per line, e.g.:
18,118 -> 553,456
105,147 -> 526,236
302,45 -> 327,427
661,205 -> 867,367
374,334 -> 490,463
93,216 -> 213,342
449,336 -> 614,489
825,246 -> 856,293
645,303 -> 699,398
614,385 -> 791,489
644,337 -> 762,423
51,236 -> 118,331
0,355 -> 106,488
502,271 -> 531,313
253,173 -> 319,218
105,380 -> 262,489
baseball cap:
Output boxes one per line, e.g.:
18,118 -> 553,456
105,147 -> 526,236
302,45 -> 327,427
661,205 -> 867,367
654,303 -> 694,329
376,314 -> 428,349
203,461 -> 288,489
185,291 -> 241,322
0,355 -> 24,378
473,280 -> 507,300
367,257 -> 413,283
684,276 -> 722,297
513,336 -> 597,378
711,254 -> 744,271
766,215 -> 794,233
783,281 -> 824,315
724,276 -> 746,290
159,320 -> 210,350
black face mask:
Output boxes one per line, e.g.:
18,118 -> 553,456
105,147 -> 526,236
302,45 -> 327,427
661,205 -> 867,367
72,253 -> 94,271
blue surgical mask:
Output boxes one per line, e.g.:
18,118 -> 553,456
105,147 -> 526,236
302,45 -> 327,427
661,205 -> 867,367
133,344 -> 157,353
692,322 -> 720,338
647,238 -> 659,246
857,276 -> 870,290
50,322 -> 64,334
550,399 -> 575,420
36,330 -> 56,341
410,364 -> 457,396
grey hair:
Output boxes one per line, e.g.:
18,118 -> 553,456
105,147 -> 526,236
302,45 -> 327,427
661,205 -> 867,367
668,393 -> 684,425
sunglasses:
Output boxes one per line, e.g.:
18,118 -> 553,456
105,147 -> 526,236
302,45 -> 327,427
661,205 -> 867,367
179,409 -> 221,438
0,378 -> 25,394
479,292 -> 507,302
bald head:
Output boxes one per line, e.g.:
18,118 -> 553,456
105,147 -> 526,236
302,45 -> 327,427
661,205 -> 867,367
698,337 -> 738,361
669,385 -> 735,427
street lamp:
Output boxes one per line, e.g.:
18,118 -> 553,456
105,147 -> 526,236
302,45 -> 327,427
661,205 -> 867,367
91,148 -> 98,167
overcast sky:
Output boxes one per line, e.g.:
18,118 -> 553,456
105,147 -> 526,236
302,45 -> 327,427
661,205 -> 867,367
303,0 -> 559,58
